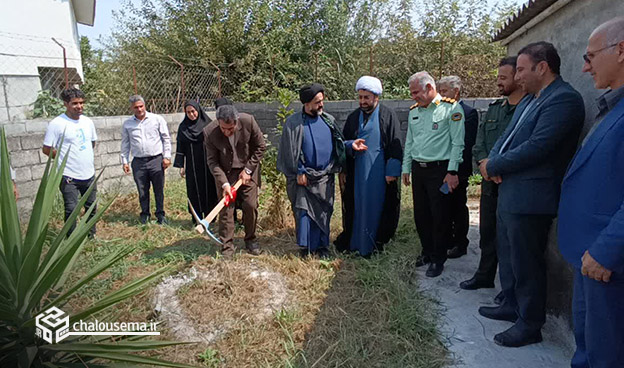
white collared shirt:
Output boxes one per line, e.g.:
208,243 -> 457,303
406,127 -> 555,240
120,112 -> 172,164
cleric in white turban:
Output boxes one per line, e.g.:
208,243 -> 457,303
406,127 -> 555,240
355,75 -> 383,95
335,75 -> 404,257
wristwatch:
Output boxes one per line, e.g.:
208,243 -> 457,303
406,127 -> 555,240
244,168 -> 253,175
448,170 -> 458,175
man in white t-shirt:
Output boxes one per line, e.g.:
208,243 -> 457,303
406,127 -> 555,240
42,88 -> 98,237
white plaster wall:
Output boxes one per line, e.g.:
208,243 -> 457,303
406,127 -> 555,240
0,0 -> 83,78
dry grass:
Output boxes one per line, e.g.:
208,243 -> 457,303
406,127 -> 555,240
58,177 -> 448,367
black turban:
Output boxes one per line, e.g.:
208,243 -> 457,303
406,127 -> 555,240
214,97 -> 233,109
299,83 -> 325,103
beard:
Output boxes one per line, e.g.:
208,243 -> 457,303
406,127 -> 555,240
359,104 -> 375,114
305,106 -> 323,117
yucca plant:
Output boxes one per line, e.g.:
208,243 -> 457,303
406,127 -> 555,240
0,128 -> 194,367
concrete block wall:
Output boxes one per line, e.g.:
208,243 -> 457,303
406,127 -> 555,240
2,113 -> 188,217
2,98 -> 492,217
234,98 -> 495,146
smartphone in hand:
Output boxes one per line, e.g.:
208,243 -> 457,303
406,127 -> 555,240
440,182 -> 450,194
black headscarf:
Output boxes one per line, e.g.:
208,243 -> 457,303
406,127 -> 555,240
179,100 -> 209,143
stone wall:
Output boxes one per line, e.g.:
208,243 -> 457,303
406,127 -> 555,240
2,98 -> 493,217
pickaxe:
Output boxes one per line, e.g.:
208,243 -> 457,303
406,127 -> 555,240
189,179 -> 243,244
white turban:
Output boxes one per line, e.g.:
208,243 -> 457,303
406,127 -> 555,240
355,76 -> 383,95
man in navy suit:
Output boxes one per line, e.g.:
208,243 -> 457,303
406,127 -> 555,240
558,17 -> 624,368
438,76 -> 479,259
479,42 -> 584,347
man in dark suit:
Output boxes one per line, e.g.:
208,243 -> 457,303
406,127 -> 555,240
460,57 -> 526,306
204,105 -> 266,258
479,42 -> 584,347
558,17 -> 624,368
438,76 -> 479,258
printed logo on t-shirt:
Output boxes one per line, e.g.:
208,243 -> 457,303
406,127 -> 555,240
76,128 -> 87,151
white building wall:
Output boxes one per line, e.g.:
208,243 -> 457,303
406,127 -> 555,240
0,0 -> 84,122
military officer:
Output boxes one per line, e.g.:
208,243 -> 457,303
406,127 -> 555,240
402,71 -> 465,278
460,57 -> 525,301
437,75 -> 479,259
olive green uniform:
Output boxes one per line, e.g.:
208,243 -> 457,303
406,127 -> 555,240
471,97 -> 517,283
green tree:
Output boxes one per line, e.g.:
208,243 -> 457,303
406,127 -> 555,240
82,0 -> 519,112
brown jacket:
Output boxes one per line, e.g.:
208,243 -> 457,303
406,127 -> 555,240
203,112 -> 266,188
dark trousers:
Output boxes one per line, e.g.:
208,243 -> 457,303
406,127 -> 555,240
59,175 -> 97,236
474,181 -> 499,283
450,176 -> 470,250
497,209 -> 553,333
131,155 -> 165,218
217,168 -> 258,250
572,269 -> 624,368
411,162 -> 452,264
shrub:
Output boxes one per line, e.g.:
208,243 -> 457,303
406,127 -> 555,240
0,128 -> 193,367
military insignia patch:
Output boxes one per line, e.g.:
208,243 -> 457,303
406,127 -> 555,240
432,123 -> 438,130
451,113 -> 462,121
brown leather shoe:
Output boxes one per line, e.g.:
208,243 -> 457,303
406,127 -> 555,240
222,246 -> 235,260
245,241 -> 262,256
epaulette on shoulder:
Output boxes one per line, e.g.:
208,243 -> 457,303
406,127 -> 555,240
410,103 -> 419,110
441,97 -> 456,104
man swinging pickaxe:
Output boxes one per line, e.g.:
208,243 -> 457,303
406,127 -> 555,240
189,179 -> 243,244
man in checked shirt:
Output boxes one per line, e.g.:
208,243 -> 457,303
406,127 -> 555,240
121,95 -> 172,225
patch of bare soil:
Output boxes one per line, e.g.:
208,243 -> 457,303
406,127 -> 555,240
154,260 -> 291,344
152,254 -> 340,367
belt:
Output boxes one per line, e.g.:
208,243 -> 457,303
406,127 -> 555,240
413,160 -> 449,168
63,175 -> 95,183
134,154 -> 162,160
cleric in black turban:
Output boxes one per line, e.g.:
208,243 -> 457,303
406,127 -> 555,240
299,83 -> 325,104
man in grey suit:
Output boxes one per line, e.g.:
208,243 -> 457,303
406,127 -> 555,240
479,42 -> 584,347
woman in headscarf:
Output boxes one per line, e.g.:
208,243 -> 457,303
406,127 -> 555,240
173,100 -> 218,223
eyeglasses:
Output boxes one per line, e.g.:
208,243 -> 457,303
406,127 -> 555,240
583,43 -> 619,64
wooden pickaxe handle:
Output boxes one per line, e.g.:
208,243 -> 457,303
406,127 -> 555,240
194,178 -> 243,234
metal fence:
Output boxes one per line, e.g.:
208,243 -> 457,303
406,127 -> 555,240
1,32 -> 500,123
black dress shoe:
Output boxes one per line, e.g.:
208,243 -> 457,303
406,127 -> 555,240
415,255 -> 431,267
478,305 -> 517,322
156,216 -> 168,225
140,214 -> 150,224
494,325 -> 543,347
425,263 -> 444,277
315,247 -> 331,259
447,246 -> 467,259
494,291 -> 505,305
459,276 -> 495,290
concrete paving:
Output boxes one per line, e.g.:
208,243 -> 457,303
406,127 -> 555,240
415,202 -> 575,368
